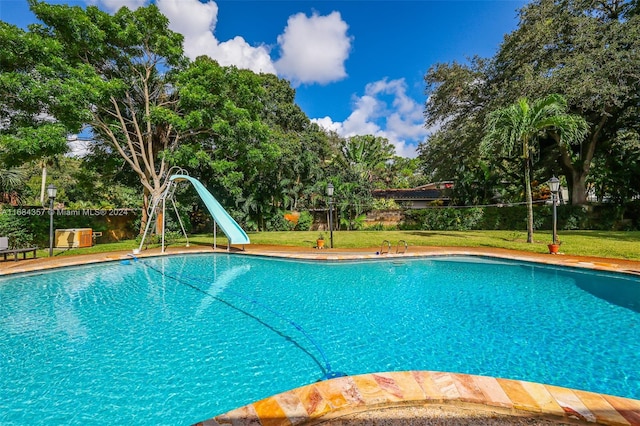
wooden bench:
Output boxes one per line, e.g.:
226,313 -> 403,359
0,247 -> 38,261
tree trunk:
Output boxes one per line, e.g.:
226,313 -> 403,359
524,158 -> 534,243
558,116 -> 606,205
40,165 -> 47,205
560,159 -> 590,206
140,185 -> 167,235
569,169 -> 589,205
140,189 -> 150,235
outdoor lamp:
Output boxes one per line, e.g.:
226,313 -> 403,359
326,183 -> 334,197
47,184 -> 58,200
549,176 -> 560,195
326,183 -> 334,248
48,184 -> 57,257
548,176 -> 559,247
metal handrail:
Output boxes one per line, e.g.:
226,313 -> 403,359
396,240 -> 408,254
380,240 -> 391,255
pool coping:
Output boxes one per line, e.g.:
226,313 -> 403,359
3,244 -> 640,277
195,371 -> 640,426
2,244 -> 640,425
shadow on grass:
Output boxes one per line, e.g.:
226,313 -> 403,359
562,230 -> 640,242
407,231 -> 468,238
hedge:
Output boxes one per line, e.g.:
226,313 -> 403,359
400,202 -> 640,231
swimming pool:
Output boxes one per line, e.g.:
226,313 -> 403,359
1,254 -> 639,424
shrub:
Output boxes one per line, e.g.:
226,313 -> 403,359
295,211 -> 313,231
364,223 -> 385,231
265,213 -> 295,231
402,207 -> 484,231
0,212 -> 35,248
396,203 -> 640,232
372,198 -> 401,211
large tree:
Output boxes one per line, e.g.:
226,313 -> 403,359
420,0 -> 640,205
493,0 -> 640,204
481,94 -> 588,242
418,58 -> 499,204
166,57 -> 328,230
0,20 -> 72,200
14,1 -> 187,229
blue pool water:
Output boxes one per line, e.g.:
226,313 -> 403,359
1,254 -> 639,425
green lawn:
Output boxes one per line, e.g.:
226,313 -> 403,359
38,230 -> 640,261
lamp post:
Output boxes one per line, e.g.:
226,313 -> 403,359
548,176 -> 560,245
326,183 -> 334,249
47,183 -> 57,257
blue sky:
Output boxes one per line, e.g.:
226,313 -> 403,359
1,0 -> 527,157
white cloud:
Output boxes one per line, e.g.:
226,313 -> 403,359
274,11 -> 352,85
312,78 -> 429,158
157,0 -> 276,74
89,0 -> 351,84
88,0 -> 146,13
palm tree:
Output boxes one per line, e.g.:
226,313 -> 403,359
338,135 -> 395,181
0,168 -> 26,205
481,94 -> 588,243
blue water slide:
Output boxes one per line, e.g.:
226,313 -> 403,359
169,175 -> 250,245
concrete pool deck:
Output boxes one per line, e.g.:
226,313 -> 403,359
2,244 -> 640,425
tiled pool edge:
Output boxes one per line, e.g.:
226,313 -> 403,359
195,371 -> 640,426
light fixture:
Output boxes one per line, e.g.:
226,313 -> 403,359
326,183 -> 334,248
326,183 -> 334,197
47,183 -> 57,199
548,176 -> 559,248
548,176 -> 560,194
48,184 -> 57,257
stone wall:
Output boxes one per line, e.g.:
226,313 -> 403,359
364,210 -> 405,227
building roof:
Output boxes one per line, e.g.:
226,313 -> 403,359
372,188 -> 449,201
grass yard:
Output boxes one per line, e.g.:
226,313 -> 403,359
36,230 -> 640,261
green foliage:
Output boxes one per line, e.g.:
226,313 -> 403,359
372,198 -> 401,211
403,208 -> 484,231
0,168 -> 26,204
2,0 -> 191,232
0,18 -> 86,168
400,204 -> 640,232
478,206 -> 529,230
589,130 -> 640,203
294,211 -> 313,231
0,124 -> 68,167
265,212 -> 295,232
337,135 -> 395,183
364,223 -> 383,231
0,211 -> 35,248
339,213 -> 367,231
420,0 -> 640,206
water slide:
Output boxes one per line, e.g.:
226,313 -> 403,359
169,175 -> 250,245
